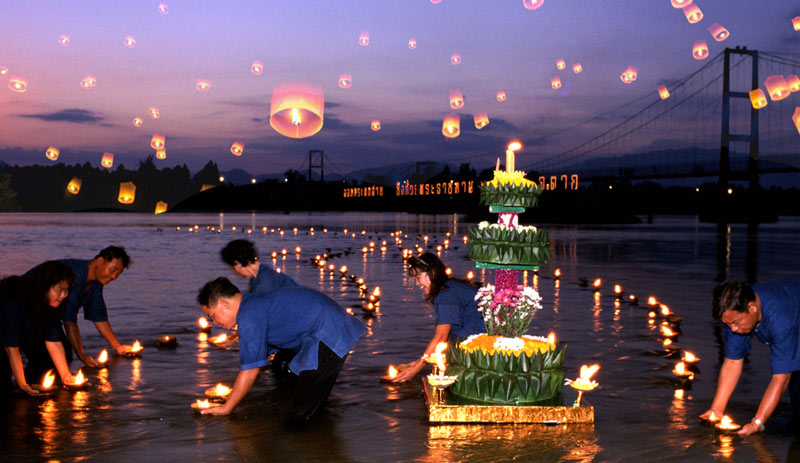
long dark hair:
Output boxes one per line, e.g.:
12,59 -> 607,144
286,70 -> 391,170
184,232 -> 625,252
1,261 -> 75,329
407,253 -> 452,304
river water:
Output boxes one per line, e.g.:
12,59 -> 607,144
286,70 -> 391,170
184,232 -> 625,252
1,212 -> 798,462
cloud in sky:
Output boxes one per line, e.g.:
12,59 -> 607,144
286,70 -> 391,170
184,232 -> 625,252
18,109 -> 106,124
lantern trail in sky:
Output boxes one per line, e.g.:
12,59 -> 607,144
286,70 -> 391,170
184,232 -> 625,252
692,40 -> 709,60
371,120 -> 381,132
474,112 -> 489,129
58,34 -> 70,46
551,77 -> 562,89
45,147 -> 59,161
156,148 -> 166,160
80,75 -> 97,90
230,141 -> 244,156
683,4 -> 703,24
359,30 -> 369,46
620,66 -> 638,84
149,107 -> 160,119
118,182 -> 136,204
67,177 -> 81,195
338,74 -> 353,89
572,62 -> 583,73
8,77 -> 28,93
158,3 -> 168,15
708,23 -> 729,41
522,0 -> 544,10
251,60 -> 263,75
133,117 -> 143,128
450,54 -> 461,65
269,82 -> 324,139
151,134 -> 165,150
658,85 -> 670,100
196,79 -> 211,92
750,89 -> 768,109
496,90 -> 507,102
408,38 -> 417,49
442,115 -> 460,138
764,75 -> 789,101
449,89 -> 464,109
124,36 -> 136,48
556,58 -> 566,70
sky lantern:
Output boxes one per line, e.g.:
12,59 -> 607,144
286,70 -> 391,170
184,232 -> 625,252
371,120 -> 381,131
657,85 -> 670,100
496,90 -> 507,102
123,35 -> 136,48
670,0 -> 692,7
450,54 -> 461,65
158,3 -> 168,14
101,152 -> 114,168
449,88 -> 464,109
556,58 -> 566,70
572,62 -> 583,73
133,117 -> 143,127
67,177 -> 82,195
408,38 -> 417,49
522,0 -> 544,10
156,148 -> 166,160
474,112 -> 489,129
80,75 -> 97,90
118,182 -> 136,204
620,66 -> 638,84
230,141 -> 244,156
151,134 -> 166,150
0,66 -> 8,76
196,79 -> 211,92
764,75 -> 790,101
551,76 -> 562,89
442,114 -> 460,138
269,82 -> 324,139
430,0 -> 441,3
359,30 -> 369,46
787,74 -> 800,92
149,107 -> 160,119
707,23 -> 729,41
338,74 -> 352,89
8,77 -> 27,93
45,146 -> 59,161
58,34 -> 70,46
749,89 -> 768,109
682,4 -> 702,24
692,40 -> 709,60
793,107 -> 800,135
154,201 -> 168,214
794,16 -> 800,31
251,60 -> 264,75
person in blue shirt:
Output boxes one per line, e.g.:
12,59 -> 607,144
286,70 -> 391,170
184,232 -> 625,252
1,261 -> 80,395
196,277 -> 364,428
392,252 -> 485,383
701,280 -> 800,435
57,246 -> 133,366
220,239 -> 298,294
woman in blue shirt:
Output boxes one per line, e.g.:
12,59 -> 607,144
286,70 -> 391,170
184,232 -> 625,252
1,261 -> 79,395
392,252 -> 485,383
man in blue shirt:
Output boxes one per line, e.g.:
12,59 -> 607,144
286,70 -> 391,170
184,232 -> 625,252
58,246 -> 133,366
701,280 -> 800,435
196,277 -> 364,428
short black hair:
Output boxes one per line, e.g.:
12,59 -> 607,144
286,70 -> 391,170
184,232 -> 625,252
711,281 -> 755,320
95,246 -> 131,268
197,277 -> 241,307
220,240 -> 258,267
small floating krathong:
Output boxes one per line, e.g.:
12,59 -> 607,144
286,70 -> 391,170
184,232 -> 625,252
97,349 -> 109,366
715,415 -> 741,433
125,340 -> 143,357
682,351 -> 700,364
565,364 -> 600,406
191,398 -> 221,411
700,411 -> 721,425
64,368 -> 87,390
157,335 -> 178,348
34,369 -> 57,393
205,383 -> 232,401
673,361 -> 694,380
198,317 -> 212,333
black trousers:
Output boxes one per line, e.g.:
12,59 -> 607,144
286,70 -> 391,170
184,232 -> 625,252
289,342 -> 347,422
790,371 -> 800,419
0,341 -> 54,392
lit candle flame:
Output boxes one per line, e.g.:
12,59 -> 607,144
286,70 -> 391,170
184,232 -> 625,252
388,365 -> 398,379
214,383 -> 232,397
73,369 -> 86,386
660,304 -> 672,316
291,108 -> 302,126
593,278 -> 602,288
683,351 -> 699,363
661,326 -> 675,337
547,332 -> 556,346
716,415 -> 740,431
580,364 -> 600,381
42,370 -> 56,389
372,287 -> 381,297
708,411 -> 719,422
566,364 -> 600,391
674,389 -> 684,399
648,296 -> 658,306
98,349 -> 109,364
614,284 -> 622,294
131,340 -> 143,353
212,333 -> 228,344
554,268 -> 561,278
196,399 -> 210,409
198,317 -> 210,329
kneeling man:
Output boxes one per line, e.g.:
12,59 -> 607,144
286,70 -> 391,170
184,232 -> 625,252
196,277 -> 364,426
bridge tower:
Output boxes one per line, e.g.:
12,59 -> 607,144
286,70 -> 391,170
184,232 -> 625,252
308,150 -> 324,182
720,47 -> 759,221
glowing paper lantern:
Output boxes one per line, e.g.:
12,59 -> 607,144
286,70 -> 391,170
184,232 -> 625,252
657,85 -> 670,100
338,74 -> 352,89
620,66 -> 638,84
522,0 -> 544,10
692,40 -> 709,60
496,90 -> 507,102
450,54 -> 461,65
133,117 -> 143,127
707,23 -> 729,41
45,147 -> 59,161
8,77 -> 27,93
765,75 -> 790,101
430,0 -> 441,3
151,134 -> 166,150
408,38 -> 417,49
158,3 -> 168,14
793,107 -> 800,134
787,74 -> 800,92
230,141 -> 244,156
474,112 -> 489,129
123,36 -> 136,48
442,114 -> 460,138
80,75 -> 97,90
101,152 -> 114,168
58,34 -> 70,46
67,177 -> 82,195
118,182 -> 136,204
749,89 -> 768,109
682,4 -> 702,24
551,76 -> 562,89
555,59 -> 566,71
0,66 -> 8,76
371,120 -> 381,131
196,79 -> 211,92
359,30 -> 369,46
156,148 -> 166,160
154,201 -> 168,214
671,0 -> 692,7
251,60 -> 264,75
794,16 -> 800,31
449,88 -> 464,109
269,82 -> 324,139
572,63 -> 583,73
149,107 -> 160,119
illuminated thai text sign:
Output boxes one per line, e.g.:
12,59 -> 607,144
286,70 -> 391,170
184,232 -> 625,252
343,185 -> 384,198
395,180 -> 474,196
538,174 -> 579,191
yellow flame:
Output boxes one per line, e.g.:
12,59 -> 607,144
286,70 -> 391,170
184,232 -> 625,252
683,351 -> 699,363
661,326 -> 675,337
434,342 -> 448,372
291,107 -> 302,126
372,287 -> 381,297
98,349 -> 108,363
648,296 -> 658,305
388,365 -> 398,379
196,399 -> 210,408
708,411 -> 719,422
674,361 -> 687,375
131,340 -> 142,352
213,333 -> 228,344
674,389 -> 684,399
614,284 -> 622,294
547,332 -> 556,346
74,369 -> 85,385
592,278 -> 602,288
42,369 -> 56,389
214,383 -> 232,396
507,140 -> 523,152
199,317 -> 210,329
579,364 -> 600,380
660,304 -> 672,316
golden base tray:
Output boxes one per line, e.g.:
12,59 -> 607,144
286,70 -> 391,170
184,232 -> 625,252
423,380 -> 594,424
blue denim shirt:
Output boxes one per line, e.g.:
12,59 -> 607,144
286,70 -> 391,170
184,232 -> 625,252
0,298 -> 62,347
433,279 -> 486,342
249,262 -> 298,294
723,281 -> 800,374
59,259 -> 108,323
236,287 -> 365,373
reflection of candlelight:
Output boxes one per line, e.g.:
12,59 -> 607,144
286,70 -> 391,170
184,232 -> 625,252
42,370 -> 56,390
198,317 -> 212,333
683,351 -> 700,363
553,268 -> 561,278
97,349 -> 109,365
715,415 -> 741,432
674,389 -> 684,399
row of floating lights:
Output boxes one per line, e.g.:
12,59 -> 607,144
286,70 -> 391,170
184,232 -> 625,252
31,342 -> 143,393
